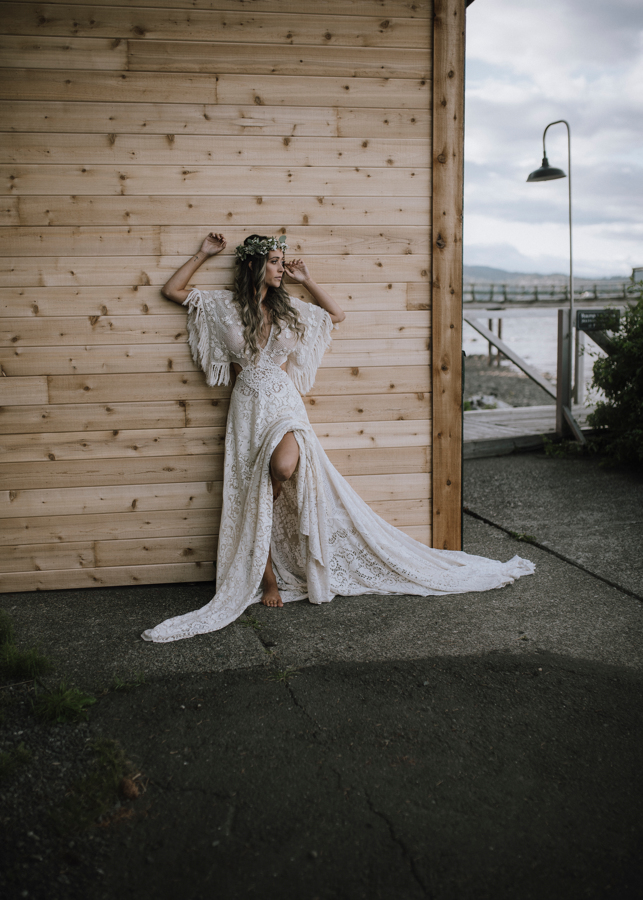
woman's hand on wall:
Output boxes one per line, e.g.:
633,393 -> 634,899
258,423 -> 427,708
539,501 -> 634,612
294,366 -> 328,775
161,233 -> 226,304
200,233 -> 227,257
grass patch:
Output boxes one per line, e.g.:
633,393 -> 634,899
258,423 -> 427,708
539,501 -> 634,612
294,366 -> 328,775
542,435 -> 589,459
239,615 -> 263,631
0,690 -> 10,724
0,610 -> 52,681
0,609 -> 15,645
107,673 -> 146,694
55,738 -> 137,834
0,643 -> 52,680
267,667 -> 300,684
0,609 -> 52,681
0,741 -> 31,782
33,680 -> 96,724
509,532 -> 537,544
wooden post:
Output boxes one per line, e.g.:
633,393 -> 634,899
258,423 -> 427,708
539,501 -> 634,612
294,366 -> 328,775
487,318 -> 494,366
574,327 -> 584,405
432,0 -> 466,550
497,318 -> 503,367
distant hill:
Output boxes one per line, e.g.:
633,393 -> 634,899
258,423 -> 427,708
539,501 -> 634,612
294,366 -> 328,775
463,265 -> 627,285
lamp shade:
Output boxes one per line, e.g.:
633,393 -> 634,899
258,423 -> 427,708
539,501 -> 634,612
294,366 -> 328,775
527,154 -> 566,182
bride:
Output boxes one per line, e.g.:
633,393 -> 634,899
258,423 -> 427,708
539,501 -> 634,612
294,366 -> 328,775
142,232 -> 534,643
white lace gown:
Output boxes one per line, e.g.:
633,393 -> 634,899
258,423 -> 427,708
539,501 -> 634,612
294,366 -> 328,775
142,289 -> 534,643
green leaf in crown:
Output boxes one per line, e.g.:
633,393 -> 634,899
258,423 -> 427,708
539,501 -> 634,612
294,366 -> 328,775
235,236 -> 289,260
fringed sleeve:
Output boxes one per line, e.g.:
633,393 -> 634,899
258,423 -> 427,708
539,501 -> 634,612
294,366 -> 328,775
183,289 -> 232,387
285,298 -> 335,395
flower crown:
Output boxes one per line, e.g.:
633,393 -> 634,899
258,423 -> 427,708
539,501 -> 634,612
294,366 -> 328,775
235,235 -> 288,261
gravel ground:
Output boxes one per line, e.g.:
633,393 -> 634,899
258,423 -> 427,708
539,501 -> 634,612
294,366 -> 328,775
3,652 -> 643,900
0,683 -> 108,900
0,678 -> 146,900
464,355 -> 556,408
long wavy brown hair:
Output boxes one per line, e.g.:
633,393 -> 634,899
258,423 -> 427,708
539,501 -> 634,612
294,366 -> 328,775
233,234 -> 304,361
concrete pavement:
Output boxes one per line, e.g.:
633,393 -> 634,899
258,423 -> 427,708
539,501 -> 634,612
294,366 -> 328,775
1,450 -> 642,900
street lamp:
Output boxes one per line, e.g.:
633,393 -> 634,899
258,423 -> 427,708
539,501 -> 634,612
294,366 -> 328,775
527,119 -> 584,442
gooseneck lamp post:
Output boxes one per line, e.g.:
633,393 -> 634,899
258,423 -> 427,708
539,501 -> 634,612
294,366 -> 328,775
527,120 -> 584,441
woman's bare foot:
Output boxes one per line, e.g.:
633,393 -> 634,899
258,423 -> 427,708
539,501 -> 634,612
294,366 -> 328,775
261,548 -> 282,607
261,580 -> 283,608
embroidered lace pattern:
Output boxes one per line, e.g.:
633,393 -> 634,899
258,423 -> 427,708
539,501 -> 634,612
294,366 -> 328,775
142,290 -> 535,643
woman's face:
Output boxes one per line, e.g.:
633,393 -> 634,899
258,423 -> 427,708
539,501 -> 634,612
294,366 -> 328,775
264,250 -> 285,292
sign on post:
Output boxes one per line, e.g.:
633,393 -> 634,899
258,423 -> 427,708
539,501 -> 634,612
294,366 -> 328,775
576,309 -> 620,333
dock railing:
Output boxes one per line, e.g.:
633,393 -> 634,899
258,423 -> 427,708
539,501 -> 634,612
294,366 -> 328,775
464,280 -> 630,306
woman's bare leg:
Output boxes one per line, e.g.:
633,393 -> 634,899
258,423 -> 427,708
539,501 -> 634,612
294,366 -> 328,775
261,432 -> 300,609
270,431 -> 300,486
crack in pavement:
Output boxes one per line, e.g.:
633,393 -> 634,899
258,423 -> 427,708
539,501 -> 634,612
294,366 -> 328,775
464,507 -> 643,603
365,791 -> 430,899
245,618 -> 274,656
285,679 -> 328,741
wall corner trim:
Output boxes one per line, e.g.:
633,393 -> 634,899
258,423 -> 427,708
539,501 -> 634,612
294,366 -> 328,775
431,0 -> 466,550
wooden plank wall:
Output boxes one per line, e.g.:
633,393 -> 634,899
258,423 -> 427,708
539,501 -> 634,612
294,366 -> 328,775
0,0 -> 434,592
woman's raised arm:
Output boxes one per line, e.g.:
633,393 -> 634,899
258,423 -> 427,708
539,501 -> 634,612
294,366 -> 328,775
284,258 -> 345,325
161,233 -> 227,305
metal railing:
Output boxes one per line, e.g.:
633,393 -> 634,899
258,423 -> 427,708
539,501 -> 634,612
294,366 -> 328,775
463,276 -> 640,439
463,305 -> 626,440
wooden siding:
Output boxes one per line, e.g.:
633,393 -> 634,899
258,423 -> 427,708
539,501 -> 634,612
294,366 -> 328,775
0,0 -> 442,592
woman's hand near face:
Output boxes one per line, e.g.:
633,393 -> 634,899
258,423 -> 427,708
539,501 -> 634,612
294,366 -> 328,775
285,258 -> 345,325
200,233 -> 227,257
284,258 -> 311,284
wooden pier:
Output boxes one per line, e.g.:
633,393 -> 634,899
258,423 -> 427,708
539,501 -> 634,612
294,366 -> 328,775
463,405 -> 595,459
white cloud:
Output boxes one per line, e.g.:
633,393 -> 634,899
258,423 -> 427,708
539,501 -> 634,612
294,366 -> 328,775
465,214 -> 643,277
464,0 -> 643,276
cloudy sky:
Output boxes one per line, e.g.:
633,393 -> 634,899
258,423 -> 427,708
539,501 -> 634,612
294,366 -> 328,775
464,0 -> 643,277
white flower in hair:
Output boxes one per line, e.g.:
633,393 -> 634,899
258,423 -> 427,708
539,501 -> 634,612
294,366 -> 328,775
235,235 -> 288,260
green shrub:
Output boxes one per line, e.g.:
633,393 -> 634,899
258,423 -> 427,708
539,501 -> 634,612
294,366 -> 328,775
587,284 -> 643,467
